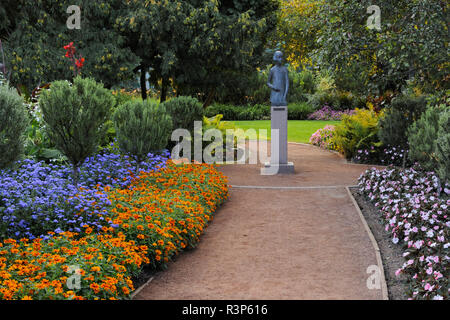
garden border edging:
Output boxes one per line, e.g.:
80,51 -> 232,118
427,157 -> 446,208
346,187 -> 389,300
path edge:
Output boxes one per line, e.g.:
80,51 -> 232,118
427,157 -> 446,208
131,276 -> 154,300
346,187 -> 389,300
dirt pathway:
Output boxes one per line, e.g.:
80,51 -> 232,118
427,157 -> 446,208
134,143 -> 385,300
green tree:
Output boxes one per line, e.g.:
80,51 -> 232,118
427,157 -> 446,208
113,100 -> 172,172
316,0 -> 449,95
408,104 -> 445,173
39,77 -> 114,186
378,95 -> 427,148
270,0 -> 323,70
0,83 -> 28,168
2,0 -> 139,92
118,0 -> 279,104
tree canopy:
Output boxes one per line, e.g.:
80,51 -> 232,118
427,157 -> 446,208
1,0 -> 278,101
316,0 -> 449,94
118,0 -> 278,102
1,0 -> 139,91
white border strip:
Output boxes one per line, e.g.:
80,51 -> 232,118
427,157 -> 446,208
346,187 -> 389,300
231,185 -> 358,190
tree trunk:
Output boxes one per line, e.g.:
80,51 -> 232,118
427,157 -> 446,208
160,76 -> 169,103
203,88 -> 216,109
136,161 -> 140,175
72,164 -> 79,188
140,66 -> 147,100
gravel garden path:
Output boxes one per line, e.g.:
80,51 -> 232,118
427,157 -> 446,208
134,143 -> 387,300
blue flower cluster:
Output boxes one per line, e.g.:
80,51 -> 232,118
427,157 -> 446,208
75,150 -> 170,189
0,151 -> 169,240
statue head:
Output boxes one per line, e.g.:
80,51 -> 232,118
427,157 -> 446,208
273,51 -> 284,66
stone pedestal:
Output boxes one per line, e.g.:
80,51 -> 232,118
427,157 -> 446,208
261,106 -> 295,175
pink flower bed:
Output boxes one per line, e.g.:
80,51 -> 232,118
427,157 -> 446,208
308,105 -> 355,121
309,125 -> 337,150
358,166 -> 449,300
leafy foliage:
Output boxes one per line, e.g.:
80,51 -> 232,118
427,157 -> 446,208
408,103 -> 447,179
378,95 -> 428,148
2,0 -> 139,92
39,77 -> 114,185
162,96 -> 203,133
113,100 -> 172,170
316,0 -> 449,94
205,104 -> 270,121
118,0 -> 279,102
272,0 -> 323,69
333,107 -> 383,159
287,102 -> 315,120
0,83 -> 28,168
435,108 -> 450,183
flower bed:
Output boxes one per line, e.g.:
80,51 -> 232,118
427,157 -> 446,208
309,125 -> 337,150
358,166 -> 449,300
0,151 -> 169,240
0,162 -> 229,300
353,146 -> 409,166
308,105 -> 355,121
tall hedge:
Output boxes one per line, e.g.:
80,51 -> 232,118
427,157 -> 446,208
0,83 -> 28,168
39,77 -> 114,185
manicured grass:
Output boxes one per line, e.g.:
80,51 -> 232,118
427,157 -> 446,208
231,120 -> 341,144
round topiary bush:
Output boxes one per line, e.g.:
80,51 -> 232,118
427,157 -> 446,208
113,99 -> 172,172
0,84 -> 28,168
161,96 -> 203,133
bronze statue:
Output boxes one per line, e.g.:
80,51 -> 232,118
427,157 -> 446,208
267,51 -> 289,106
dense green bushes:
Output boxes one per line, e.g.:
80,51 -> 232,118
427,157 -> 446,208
408,103 -> 449,182
333,107 -> 383,160
205,103 -> 314,121
213,68 -> 317,106
0,83 -> 28,168
378,95 -> 428,148
205,104 -> 270,121
288,102 -> 315,120
161,96 -> 203,133
113,100 -> 172,171
436,109 -> 449,183
39,77 -> 115,185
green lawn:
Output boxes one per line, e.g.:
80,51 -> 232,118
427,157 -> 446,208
231,120 -> 341,144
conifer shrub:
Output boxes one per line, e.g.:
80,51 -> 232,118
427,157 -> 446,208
378,95 -> 427,148
408,104 -> 445,173
0,83 -> 28,168
39,77 -> 114,185
113,99 -> 172,171
161,96 -> 203,133
436,108 -> 449,184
